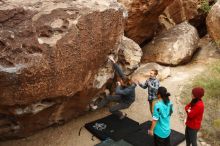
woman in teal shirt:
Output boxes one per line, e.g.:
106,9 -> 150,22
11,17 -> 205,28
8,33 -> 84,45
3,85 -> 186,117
148,86 -> 173,146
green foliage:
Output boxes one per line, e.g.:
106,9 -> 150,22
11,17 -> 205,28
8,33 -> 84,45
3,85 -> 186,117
213,119 -> 220,129
200,0 -> 212,13
193,61 -> 220,99
214,39 -> 220,47
181,60 -> 220,101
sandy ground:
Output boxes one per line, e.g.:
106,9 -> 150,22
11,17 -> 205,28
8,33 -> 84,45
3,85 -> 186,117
0,37 -> 219,146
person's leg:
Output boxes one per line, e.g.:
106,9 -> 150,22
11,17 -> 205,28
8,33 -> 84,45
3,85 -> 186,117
109,102 -> 130,118
154,134 -> 159,146
96,95 -> 122,109
152,99 -> 158,114
188,127 -> 198,146
149,100 -> 153,115
165,135 -> 171,146
154,134 -> 165,146
185,126 -> 191,146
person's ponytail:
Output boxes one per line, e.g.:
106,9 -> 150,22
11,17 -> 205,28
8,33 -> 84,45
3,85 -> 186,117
166,92 -> 171,97
158,87 -> 171,105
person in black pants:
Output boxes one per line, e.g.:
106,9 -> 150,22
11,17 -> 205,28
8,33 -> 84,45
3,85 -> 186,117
185,87 -> 205,146
90,56 -> 137,119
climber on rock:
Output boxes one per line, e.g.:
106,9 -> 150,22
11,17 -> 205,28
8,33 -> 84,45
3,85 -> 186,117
90,56 -> 137,119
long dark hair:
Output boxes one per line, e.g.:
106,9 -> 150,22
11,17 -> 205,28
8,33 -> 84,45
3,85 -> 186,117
157,86 -> 171,105
190,98 -> 201,107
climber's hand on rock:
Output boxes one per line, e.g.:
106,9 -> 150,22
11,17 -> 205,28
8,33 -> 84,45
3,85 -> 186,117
116,81 -> 121,86
108,56 -> 115,63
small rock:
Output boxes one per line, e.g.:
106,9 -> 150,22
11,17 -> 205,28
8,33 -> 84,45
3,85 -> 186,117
198,132 -> 203,137
200,141 -> 207,146
199,138 -> 205,142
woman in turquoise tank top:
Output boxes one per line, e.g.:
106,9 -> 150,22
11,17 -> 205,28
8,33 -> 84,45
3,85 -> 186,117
148,86 -> 173,146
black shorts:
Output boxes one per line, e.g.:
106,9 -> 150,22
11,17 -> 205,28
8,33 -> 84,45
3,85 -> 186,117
154,134 -> 171,146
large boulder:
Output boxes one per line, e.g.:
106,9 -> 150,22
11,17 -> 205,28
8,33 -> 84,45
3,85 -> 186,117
162,0 -> 199,25
118,36 -> 143,76
131,63 -> 171,82
159,0 -> 208,37
142,22 -> 199,66
117,0 -> 174,44
207,0 -> 220,47
0,0 -> 125,139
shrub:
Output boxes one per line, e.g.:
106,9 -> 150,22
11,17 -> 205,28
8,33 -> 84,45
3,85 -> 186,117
199,0 -> 218,13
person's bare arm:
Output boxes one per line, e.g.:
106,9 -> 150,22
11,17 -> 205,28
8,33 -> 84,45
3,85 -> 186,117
108,56 -> 116,63
148,103 -> 160,136
138,80 -> 148,89
148,120 -> 157,136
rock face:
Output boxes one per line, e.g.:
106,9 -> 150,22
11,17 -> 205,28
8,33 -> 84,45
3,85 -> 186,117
207,0 -> 220,47
161,0 -> 199,25
159,0 -> 209,37
142,22 -> 199,66
0,0 -> 125,139
118,36 -> 143,76
117,0 -> 174,44
131,63 -> 171,82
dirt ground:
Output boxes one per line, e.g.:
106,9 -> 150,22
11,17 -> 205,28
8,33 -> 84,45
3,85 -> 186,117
0,36 -> 219,146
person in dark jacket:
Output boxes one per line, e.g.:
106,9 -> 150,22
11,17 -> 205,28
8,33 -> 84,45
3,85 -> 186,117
90,56 -> 137,119
139,69 -> 160,115
185,87 -> 205,146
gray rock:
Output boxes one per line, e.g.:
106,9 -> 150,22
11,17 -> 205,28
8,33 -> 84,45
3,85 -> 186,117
207,0 -> 220,47
118,36 -> 143,75
142,22 -> 199,66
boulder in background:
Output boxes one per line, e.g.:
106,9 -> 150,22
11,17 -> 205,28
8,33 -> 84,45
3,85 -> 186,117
142,22 -> 199,66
